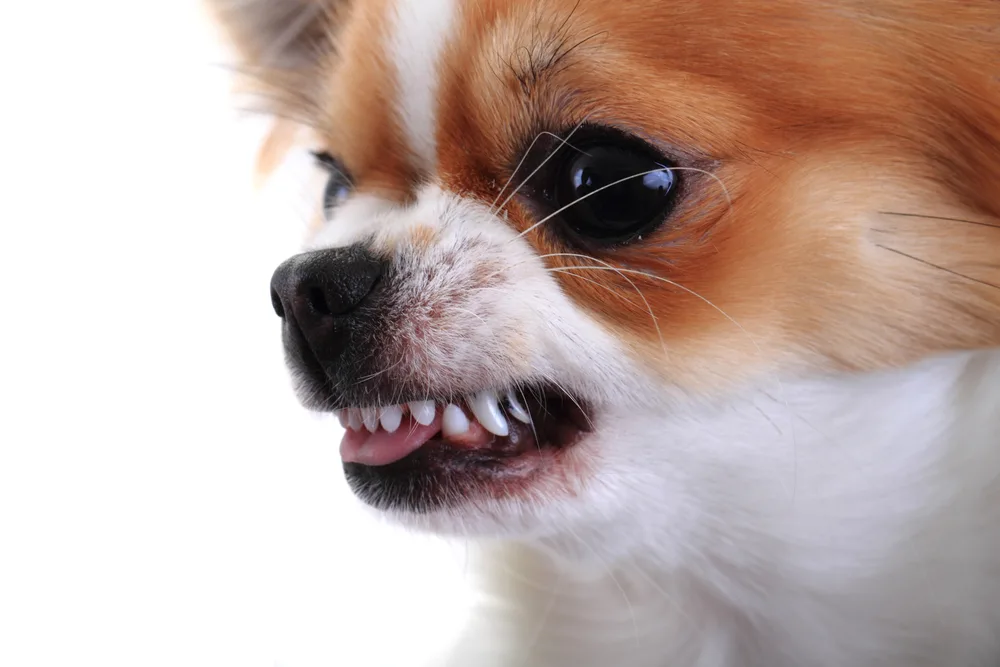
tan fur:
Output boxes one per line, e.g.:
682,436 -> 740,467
409,224 -> 439,251
433,0 -> 1000,388
211,0 -> 1000,391
322,0 -> 419,202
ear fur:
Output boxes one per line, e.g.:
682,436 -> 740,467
206,0 -> 344,122
207,0 -> 345,181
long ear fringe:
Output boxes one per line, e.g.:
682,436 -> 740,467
205,0 -> 334,68
205,0 -> 345,184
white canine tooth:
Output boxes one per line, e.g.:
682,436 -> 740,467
347,409 -> 363,432
408,400 -> 436,426
442,404 -> 471,437
362,407 -> 379,432
469,391 -> 509,437
505,391 -> 532,424
379,405 -> 403,433
337,410 -> 349,429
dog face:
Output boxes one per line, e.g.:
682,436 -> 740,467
213,0 -> 1000,551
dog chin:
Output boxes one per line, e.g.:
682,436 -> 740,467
337,397 -> 683,555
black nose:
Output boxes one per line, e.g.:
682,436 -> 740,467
271,245 -> 384,320
270,245 -> 385,368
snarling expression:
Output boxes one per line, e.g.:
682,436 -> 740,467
212,0 -> 1000,544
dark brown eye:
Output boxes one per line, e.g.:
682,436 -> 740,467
524,127 -> 680,246
556,143 -> 676,241
312,152 -> 353,212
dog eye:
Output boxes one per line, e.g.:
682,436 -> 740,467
547,130 -> 678,245
312,152 -> 353,212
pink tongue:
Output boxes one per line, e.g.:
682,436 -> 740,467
340,414 -> 443,466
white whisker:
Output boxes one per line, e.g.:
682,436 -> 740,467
539,252 -> 667,358
542,262 -> 798,499
539,374 -> 595,431
544,264 -> 752,353
491,114 -> 593,216
508,166 -> 732,245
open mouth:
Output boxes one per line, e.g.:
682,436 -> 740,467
337,386 -> 592,468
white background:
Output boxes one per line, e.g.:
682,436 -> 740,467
0,2 -> 472,665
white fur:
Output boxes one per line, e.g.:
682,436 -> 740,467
311,184 -> 633,414
387,0 -> 457,173
438,351 -> 1000,667
310,174 -> 1000,665
301,12 -> 1000,661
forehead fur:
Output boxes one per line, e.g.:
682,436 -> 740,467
214,0 -> 1000,384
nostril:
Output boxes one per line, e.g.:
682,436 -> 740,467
307,286 -> 333,316
270,245 -> 385,324
271,288 -> 285,318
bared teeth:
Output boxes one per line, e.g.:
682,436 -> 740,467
504,390 -> 532,424
361,408 -> 379,433
468,391 -> 509,436
442,404 -> 471,437
379,405 -> 403,433
408,400 -> 436,426
339,388 -> 532,437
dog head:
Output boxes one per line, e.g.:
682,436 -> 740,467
212,0 -> 1000,557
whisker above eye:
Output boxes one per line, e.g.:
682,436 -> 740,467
877,211 -> 1000,231
543,263 -> 762,358
508,166 -> 732,245
874,244 -> 1000,291
490,114 -> 594,216
540,252 -> 666,356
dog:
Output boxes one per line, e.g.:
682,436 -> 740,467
209,1 -> 1000,664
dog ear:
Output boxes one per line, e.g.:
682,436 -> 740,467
208,0 -> 346,183
207,0 -> 344,120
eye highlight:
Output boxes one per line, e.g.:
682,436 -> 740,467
527,127 -> 680,246
312,151 -> 353,213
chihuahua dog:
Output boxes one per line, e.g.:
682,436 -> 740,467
210,0 -> 1000,664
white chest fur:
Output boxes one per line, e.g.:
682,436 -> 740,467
443,350 -> 1000,667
